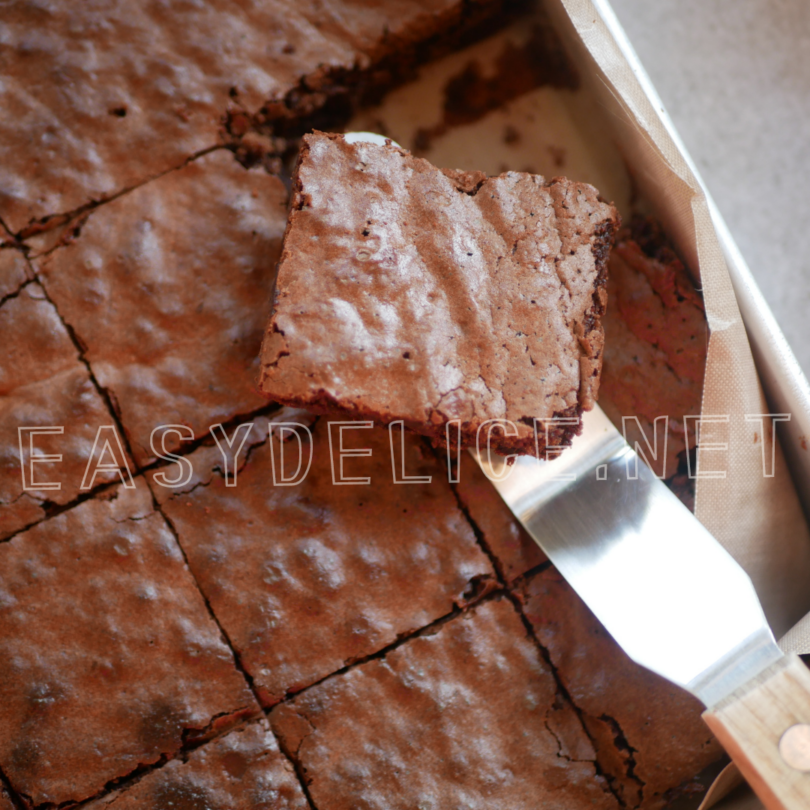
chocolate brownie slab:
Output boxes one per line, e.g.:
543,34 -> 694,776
2,0 -> 511,235
0,480 -> 257,806
517,568 -> 723,809
84,721 -> 307,810
271,598 -> 618,810
35,150 -> 288,467
152,418 -> 493,706
0,283 -> 129,539
260,132 -> 619,457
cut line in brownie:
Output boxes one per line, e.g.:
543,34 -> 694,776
151,416 -> 494,706
0,248 -> 29,300
2,0 -> 517,236
517,567 -> 723,809
84,720 -> 308,810
0,283 -> 132,540
453,450 -> 547,581
34,151 -> 288,467
260,132 -> 619,457
0,480 -> 258,806
271,597 -> 618,810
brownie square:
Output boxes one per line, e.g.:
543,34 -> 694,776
84,721 -> 307,810
35,151 -> 288,467
517,568 -> 723,809
260,132 -> 619,457
0,283 -> 131,539
271,598 -> 618,809
0,479 -> 257,806
152,416 -> 493,706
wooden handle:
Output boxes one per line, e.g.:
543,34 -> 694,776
703,653 -> 810,810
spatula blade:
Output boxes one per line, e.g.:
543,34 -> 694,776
473,406 -> 782,708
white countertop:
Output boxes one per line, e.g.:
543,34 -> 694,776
609,0 -> 810,378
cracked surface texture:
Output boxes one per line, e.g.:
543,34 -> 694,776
518,568 -> 723,810
153,419 -> 493,706
84,721 -> 307,810
35,151 -> 288,467
0,283 -> 130,540
454,450 -> 546,581
271,597 -> 618,810
260,133 -> 619,456
0,479 -> 257,806
0,0 -> 506,235
599,223 -> 707,484
0,1 -> 719,804
0,248 -> 28,300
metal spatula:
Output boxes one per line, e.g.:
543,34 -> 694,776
473,405 -> 810,810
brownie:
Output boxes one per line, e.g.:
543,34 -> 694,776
1,0 -> 511,236
0,479 -> 258,806
0,786 -> 14,810
453,451 -> 547,581
271,598 -> 618,810
517,568 -> 724,810
0,282 -> 130,540
151,417 -> 494,706
599,222 -> 707,488
260,132 -> 619,457
34,150 -> 288,467
84,721 -> 307,810
0,248 -> 29,300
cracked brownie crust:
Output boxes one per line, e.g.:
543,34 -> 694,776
271,598 -> 618,810
260,132 -> 619,456
518,568 -> 723,809
0,283 -> 130,540
0,248 -> 29,301
152,419 -> 494,707
0,480 -> 257,806
84,721 -> 307,810
35,150 -> 288,467
1,0 -> 513,236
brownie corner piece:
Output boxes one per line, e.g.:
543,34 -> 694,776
259,131 -> 619,457
0,479 -> 258,807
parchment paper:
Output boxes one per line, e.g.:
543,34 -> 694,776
553,0 -> 810,643
551,2 -> 810,807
